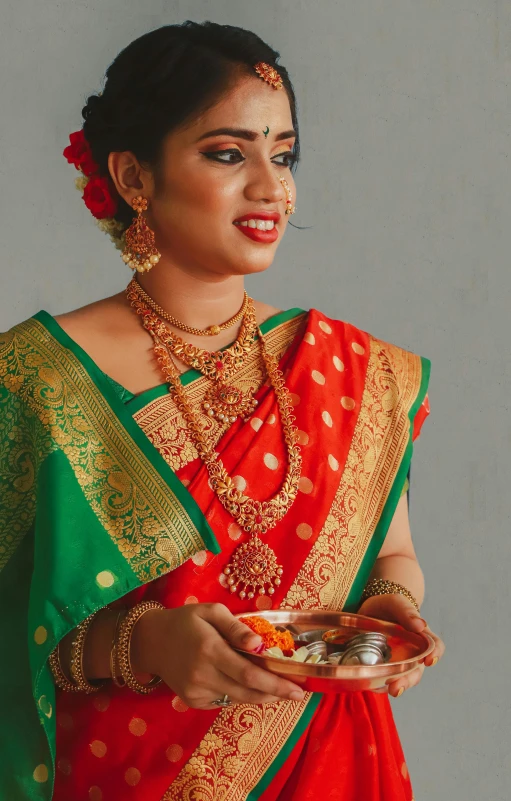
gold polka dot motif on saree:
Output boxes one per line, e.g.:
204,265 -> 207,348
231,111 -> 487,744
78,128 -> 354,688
232,474 -> 247,491
318,320 -> 332,334
228,522 -> 242,540
250,417 -> 263,431
129,717 -> 147,736
352,341 -> 365,355
191,550 -> 208,566
263,452 -> 279,470
341,396 -> 356,411
298,476 -> 314,494
96,570 -> 115,588
172,696 -> 189,713
38,695 -> 52,718
333,355 -> 344,371
304,331 -> 315,345
322,410 -> 333,428
166,744 -> 184,762
34,625 -> 47,645
328,454 -> 340,471
311,369 -> 326,385
125,767 -> 141,786
296,523 -> 313,540
33,764 -> 49,783
267,413 -> 276,424
89,787 -> 103,801
90,740 -> 107,758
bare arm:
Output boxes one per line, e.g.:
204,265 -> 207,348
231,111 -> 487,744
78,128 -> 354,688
367,492 -> 425,607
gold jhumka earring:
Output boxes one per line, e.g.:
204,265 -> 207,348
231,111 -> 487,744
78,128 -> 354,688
121,195 -> 161,274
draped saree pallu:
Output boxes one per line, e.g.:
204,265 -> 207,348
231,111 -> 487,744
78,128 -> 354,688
0,306 -> 430,801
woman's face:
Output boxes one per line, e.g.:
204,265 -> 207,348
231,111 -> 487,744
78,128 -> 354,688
146,75 -> 297,280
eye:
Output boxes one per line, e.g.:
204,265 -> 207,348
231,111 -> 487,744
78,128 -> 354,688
272,151 -> 298,168
201,149 -> 245,164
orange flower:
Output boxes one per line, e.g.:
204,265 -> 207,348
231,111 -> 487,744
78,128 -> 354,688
241,616 -> 295,651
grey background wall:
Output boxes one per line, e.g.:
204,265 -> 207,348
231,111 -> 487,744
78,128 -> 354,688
1,1 -> 508,798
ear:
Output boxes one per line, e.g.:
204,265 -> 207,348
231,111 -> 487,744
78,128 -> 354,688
107,151 -> 154,208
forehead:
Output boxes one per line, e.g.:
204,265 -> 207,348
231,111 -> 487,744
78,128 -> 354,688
183,76 -> 294,140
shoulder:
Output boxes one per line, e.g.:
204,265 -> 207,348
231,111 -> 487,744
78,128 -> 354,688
54,293 -> 131,341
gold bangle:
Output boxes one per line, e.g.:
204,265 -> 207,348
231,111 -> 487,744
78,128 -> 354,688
361,578 -> 421,614
69,613 -> 106,694
48,644 -> 81,693
110,609 -> 127,688
116,601 -> 165,694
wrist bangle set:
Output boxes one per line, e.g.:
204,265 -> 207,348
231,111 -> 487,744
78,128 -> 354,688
49,601 -> 165,695
361,578 -> 421,613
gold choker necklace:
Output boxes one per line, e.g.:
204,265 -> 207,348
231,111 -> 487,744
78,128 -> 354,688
129,277 -> 248,337
127,280 -> 259,424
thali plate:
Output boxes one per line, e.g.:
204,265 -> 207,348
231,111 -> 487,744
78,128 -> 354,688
235,610 -> 434,693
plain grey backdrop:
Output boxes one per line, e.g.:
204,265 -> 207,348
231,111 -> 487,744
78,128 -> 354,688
1,1 -> 508,798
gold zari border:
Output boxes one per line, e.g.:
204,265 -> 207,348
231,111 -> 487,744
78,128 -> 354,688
163,334 -> 424,801
0,320 -> 206,580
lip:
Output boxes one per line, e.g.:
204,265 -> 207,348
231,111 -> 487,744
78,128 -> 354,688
234,224 -> 279,244
233,211 -> 281,223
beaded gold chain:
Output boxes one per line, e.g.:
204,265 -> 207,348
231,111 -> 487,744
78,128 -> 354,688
129,277 -> 249,336
128,294 -> 302,600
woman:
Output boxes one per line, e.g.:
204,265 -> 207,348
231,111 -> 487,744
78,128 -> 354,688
0,20 -> 444,801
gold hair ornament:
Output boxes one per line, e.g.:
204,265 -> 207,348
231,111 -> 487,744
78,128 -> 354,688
253,62 -> 284,90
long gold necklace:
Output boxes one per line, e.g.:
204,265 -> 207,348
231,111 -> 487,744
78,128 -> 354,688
127,280 -> 259,423
128,294 -> 302,600
130,277 -> 249,336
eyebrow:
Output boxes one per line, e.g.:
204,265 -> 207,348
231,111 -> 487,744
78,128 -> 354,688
196,127 -> 297,143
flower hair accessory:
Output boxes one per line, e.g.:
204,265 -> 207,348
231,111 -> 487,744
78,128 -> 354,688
63,128 -> 125,249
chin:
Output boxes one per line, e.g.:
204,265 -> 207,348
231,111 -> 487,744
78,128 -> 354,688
228,251 -> 277,277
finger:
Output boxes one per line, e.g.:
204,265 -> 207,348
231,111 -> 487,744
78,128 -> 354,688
422,628 -> 446,666
200,671 -> 288,708
388,665 -> 424,697
200,603 -> 263,651
218,644 -> 306,701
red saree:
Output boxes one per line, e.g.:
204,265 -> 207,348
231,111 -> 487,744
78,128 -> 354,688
50,307 -> 429,801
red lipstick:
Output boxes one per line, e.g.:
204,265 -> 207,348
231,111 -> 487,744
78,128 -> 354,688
233,211 -> 280,243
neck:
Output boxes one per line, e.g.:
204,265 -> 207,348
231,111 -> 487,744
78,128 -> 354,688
136,261 -> 246,332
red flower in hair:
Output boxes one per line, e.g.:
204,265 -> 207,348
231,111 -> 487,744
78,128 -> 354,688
63,129 -> 99,177
82,176 -> 118,219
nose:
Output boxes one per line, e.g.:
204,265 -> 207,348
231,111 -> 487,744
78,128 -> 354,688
244,157 -> 288,206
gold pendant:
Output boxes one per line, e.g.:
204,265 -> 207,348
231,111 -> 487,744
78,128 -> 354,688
203,382 -> 258,424
223,536 -> 283,601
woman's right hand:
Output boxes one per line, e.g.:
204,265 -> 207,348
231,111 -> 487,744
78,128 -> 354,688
131,602 -> 306,708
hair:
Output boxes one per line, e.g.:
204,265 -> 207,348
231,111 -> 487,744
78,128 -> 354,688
80,21 -> 301,246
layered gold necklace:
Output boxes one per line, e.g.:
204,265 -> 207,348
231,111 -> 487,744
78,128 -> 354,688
126,281 -> 302,600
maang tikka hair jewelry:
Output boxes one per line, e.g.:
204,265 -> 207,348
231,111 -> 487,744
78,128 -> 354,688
121,195 -> 161,274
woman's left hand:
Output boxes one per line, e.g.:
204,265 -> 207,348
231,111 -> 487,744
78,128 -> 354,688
356,593 -> 445,698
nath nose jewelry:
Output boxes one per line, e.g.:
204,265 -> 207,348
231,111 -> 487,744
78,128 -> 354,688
279,177 -> 296,215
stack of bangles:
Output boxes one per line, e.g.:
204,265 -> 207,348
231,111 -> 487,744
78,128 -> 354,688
48,600 -> 165,695
360,578 -> 421,613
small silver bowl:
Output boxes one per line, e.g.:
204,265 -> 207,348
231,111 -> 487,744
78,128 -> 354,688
296,629 -> 329,645
305,641 -> 328,659
340,643 -> 386,666
327,652 -> 345,665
